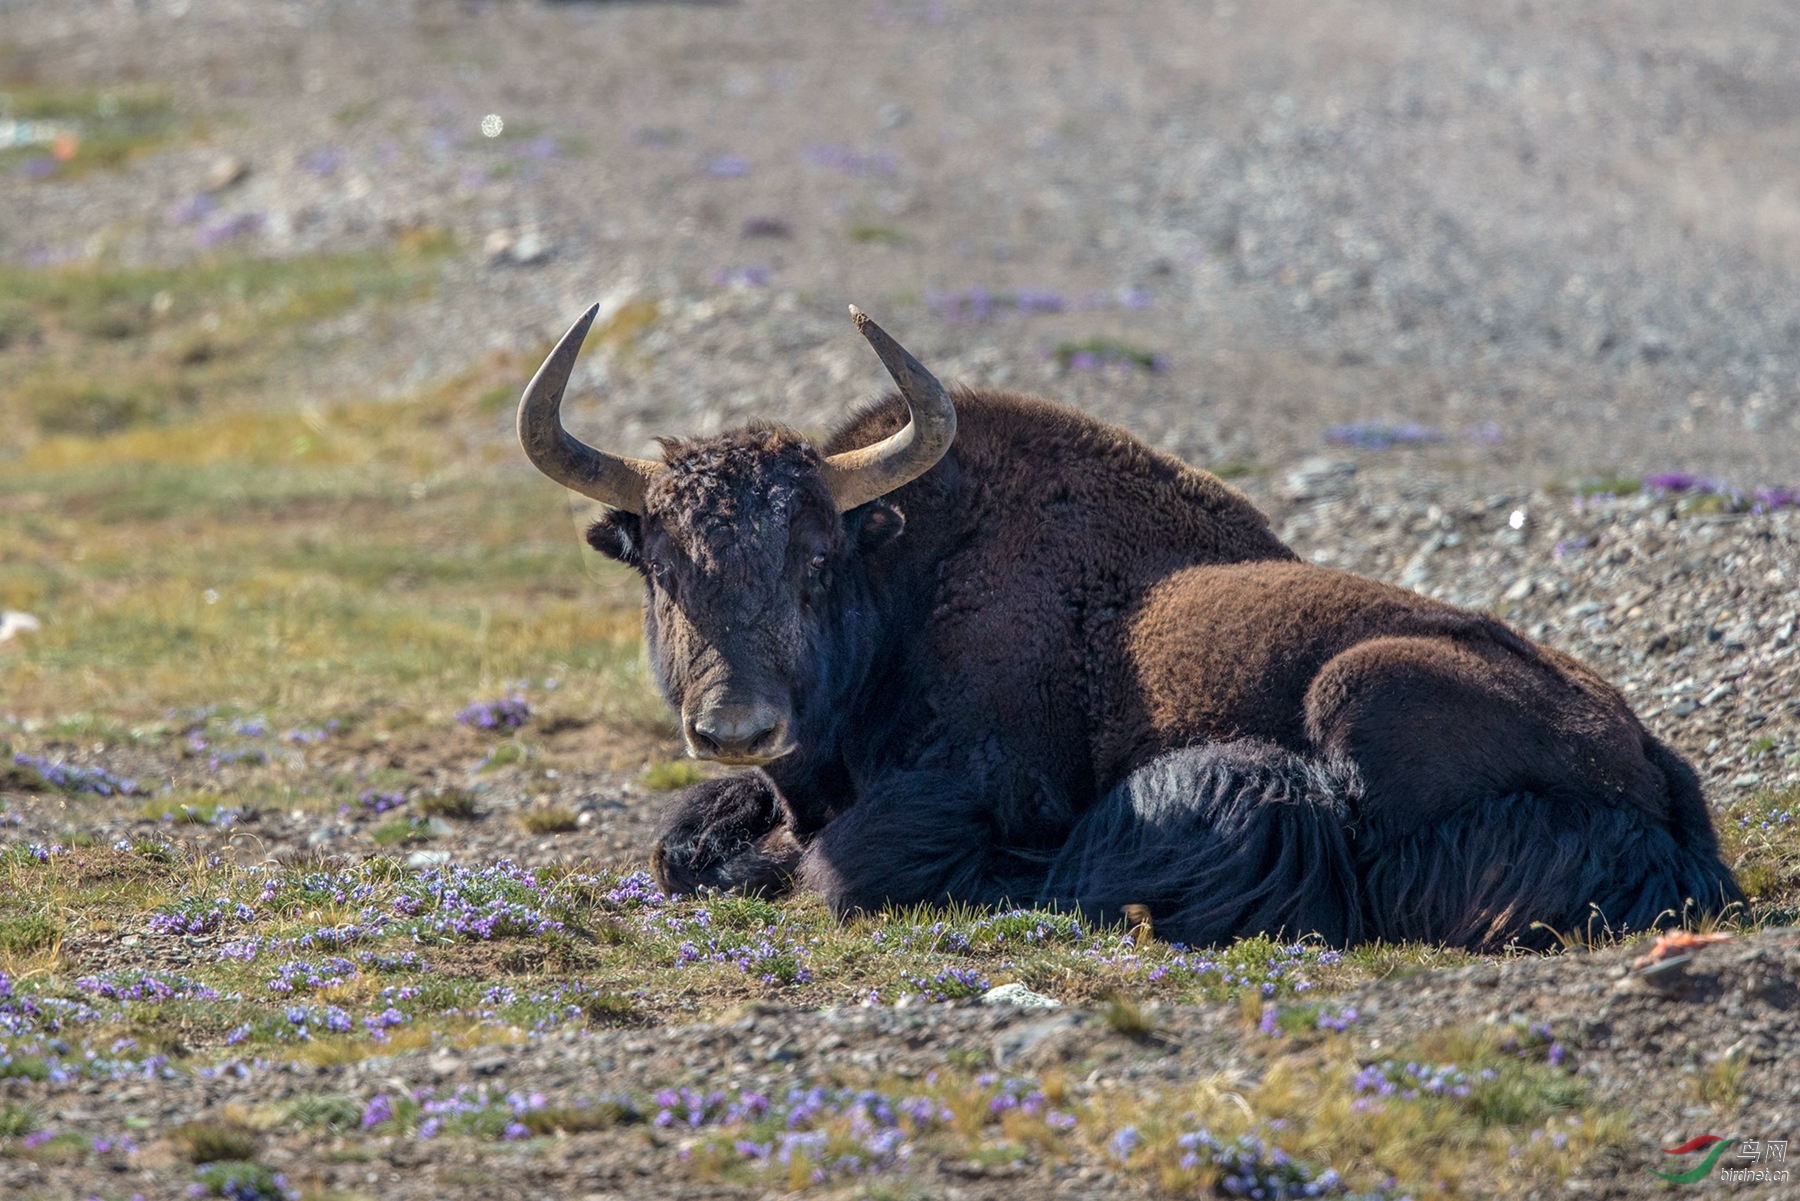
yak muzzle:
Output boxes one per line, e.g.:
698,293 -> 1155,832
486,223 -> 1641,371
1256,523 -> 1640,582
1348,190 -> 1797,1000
686,702 -> 794,765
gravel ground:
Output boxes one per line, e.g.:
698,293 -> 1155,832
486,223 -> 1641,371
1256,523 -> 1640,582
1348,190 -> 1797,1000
6,0 -> 1800,482
2,930 -> 1796,1199
6,1 -> 1800,1196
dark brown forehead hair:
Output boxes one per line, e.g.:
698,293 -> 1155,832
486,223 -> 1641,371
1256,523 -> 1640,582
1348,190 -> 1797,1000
640,424 -> 837,573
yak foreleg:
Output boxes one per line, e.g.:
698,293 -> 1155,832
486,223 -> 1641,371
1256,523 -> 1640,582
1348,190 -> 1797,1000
796,769 -> 1046,915
650,774 -> 801,898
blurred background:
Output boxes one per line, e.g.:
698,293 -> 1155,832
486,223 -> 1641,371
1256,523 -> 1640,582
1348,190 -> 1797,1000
3,0 -> 1799,730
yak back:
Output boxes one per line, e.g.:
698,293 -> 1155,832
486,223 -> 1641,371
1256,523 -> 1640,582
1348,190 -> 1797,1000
822,389 -> 1294,817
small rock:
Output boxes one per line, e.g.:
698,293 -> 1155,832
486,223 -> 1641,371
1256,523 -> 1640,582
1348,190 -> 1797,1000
406,849 -> 451,868
1699,682 -> 1735,707
482,229 -> 514,262
468,1054 -> 508,1076
993,1013 -> 1083,1069
510,229 -> 550,265
1670,699 -> 1698,717
981,983 -> 1061,1009
0,611 -> 41,643
306,826 -> 341,847
205,154 -> 249,192
1503,577 -> 1535,602
484,228 -> 552,266
1731,773 -> 1763,788
1282,457 -> 1357,502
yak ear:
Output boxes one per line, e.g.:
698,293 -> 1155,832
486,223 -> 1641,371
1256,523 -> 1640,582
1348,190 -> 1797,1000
848,499 -> 905,555
586,511 -> 644,569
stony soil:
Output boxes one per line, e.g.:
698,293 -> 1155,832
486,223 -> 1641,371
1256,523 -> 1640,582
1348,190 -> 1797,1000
1,930 -> 1796,1199
5,1 -> 1800,1197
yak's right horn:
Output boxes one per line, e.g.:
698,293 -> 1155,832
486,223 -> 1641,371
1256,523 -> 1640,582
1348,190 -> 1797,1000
517,304 -> 661,513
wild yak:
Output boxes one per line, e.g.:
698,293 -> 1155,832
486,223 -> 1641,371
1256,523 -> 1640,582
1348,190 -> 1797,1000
517,303 -> 1740,949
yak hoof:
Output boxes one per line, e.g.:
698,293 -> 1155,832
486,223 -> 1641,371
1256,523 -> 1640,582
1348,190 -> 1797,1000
650,775 -> 799,898
654,826 -> 802,898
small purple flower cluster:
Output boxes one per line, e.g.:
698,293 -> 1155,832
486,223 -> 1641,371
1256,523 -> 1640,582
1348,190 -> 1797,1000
1317,1005 -> 1359,1033
1324,421 -> 1447,451
265,957 -> 357,994
1736,803 -> 1794,833
282,721 -> 337,745
171,193 -> 218,224
1499,1020 -> 1565,1066
282,1004 -> 353,1037
148,897 -> 255,937
711,265 -> 772,289
363,1007 -> 407,1031
704,154 -> 750,177
0,972 -> 177,1084
898,967 -> 988,1001
455,696 -> 530,730
206,747 -> 268,771
1057,345 -> 1167,373
197,212 -> 265,247
1351,1060 -> 1484,1113
803,143 -> 900,176
358,790 -> 406,814
926,285 -> 1152,325
1644,472 -> 1800,515
1172,1129 -> 1346,1198
11,752 -> 138,797
75,971 -> 222,1004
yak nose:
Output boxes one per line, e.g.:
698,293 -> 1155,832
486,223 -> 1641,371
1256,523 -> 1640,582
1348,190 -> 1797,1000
688,703 -> 792,763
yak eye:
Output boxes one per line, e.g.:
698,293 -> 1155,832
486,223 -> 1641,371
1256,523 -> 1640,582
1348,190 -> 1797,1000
808,553 -> 827,572
649,558 -> 667,580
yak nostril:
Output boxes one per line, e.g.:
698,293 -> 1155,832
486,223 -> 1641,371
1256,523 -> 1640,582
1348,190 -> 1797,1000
691,705 -> 786,760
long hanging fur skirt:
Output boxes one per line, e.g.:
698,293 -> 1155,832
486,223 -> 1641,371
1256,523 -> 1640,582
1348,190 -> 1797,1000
1038,739 -> 1741,950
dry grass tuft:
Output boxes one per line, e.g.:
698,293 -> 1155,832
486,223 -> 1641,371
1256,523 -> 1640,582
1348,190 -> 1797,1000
519,805 -> 581,834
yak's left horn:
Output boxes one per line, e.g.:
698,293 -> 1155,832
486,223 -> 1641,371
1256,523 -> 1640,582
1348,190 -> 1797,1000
821,306 -> 958,512
517,304 -> 661,513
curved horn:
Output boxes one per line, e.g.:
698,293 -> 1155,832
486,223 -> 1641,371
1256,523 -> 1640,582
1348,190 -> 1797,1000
517,303 -> 660,513
822,306 -> 958,511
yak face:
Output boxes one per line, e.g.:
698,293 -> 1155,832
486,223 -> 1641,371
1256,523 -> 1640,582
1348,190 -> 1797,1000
523,303 -> 950,764
587,425 -> 905,766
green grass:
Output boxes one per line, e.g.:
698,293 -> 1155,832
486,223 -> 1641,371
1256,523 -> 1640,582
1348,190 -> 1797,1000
847,223 -> 906,245
1573,475 -> 1642,498
417,789 -> 479,819
0,1101 -> 39,1139
1716,784 -> 1800,911
0,232 -> 451,441
519,805 -> 580,834
0,85 -> 181,179
172,1120 -> 259,1164
641,760 -> 705,791
1052,337 -> 1164,372
370,817 -> 436,847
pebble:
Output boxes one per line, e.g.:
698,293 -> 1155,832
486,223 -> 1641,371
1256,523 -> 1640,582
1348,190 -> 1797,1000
980,983 -> 1061,1009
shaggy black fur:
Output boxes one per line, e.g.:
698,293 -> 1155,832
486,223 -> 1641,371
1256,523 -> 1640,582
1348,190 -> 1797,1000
650,775 -> 800,898
1039,739 -> 1742,950
1040,741 -> 1363,946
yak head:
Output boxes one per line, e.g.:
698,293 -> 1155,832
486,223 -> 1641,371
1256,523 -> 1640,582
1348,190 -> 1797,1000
516,306 -> 955,766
